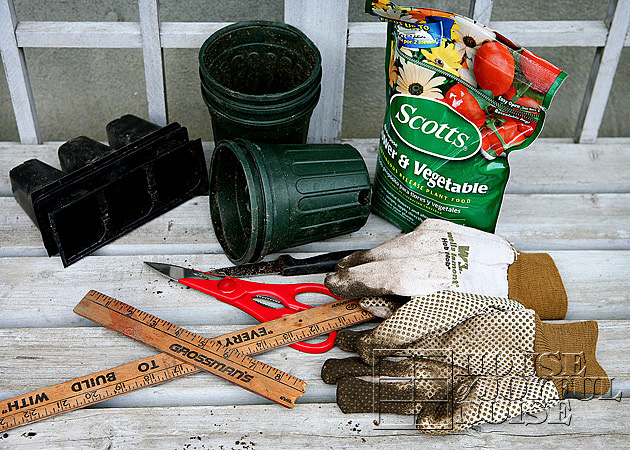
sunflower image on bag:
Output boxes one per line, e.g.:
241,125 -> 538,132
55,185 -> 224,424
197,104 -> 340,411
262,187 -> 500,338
368,0 -> 567,233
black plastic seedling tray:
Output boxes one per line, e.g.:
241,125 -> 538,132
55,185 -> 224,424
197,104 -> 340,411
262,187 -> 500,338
10,116 -> 209,267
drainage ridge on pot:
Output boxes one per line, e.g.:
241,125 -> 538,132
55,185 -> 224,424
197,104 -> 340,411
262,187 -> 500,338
209,139 -> 372,265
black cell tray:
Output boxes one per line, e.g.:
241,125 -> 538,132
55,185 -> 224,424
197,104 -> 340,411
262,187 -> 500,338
9,115 -> 209,267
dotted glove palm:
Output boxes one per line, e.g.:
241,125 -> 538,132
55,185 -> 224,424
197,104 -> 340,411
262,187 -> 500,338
322,291 -> 609,433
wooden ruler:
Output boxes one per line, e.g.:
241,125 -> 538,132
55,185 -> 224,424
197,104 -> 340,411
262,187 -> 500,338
0,290 -> 375,432
72,290 -> 307,408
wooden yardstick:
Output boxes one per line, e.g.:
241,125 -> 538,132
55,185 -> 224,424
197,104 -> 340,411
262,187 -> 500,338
72,290 -> 307,408
0,290 -> 375,432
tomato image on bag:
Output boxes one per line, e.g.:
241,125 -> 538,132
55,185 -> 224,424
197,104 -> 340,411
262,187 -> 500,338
366,0 -> 566,232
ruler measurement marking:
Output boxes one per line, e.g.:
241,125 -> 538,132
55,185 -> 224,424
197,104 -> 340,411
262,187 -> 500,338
75,292 -> 307,404
1,293 -> 375,432
80,295 -> 195,346
0,355 -> 200,429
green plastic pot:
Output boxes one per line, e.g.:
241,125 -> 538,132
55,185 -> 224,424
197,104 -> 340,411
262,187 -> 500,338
202,90 -> 320,144
200,80 -> 321,121
209,139 -> 372,265
198,21 -> 322,144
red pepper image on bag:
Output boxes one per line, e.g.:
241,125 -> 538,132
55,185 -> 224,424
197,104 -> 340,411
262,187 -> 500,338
474,42 -> 515,97
442,84 -> 486,128
481,118 -> 529,158
520,49 -> 565,94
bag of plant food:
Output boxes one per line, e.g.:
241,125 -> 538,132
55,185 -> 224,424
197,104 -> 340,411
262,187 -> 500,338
366,0 -> 566,232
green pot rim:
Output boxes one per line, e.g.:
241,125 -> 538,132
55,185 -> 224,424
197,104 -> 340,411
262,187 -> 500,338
198,21 -> 322,105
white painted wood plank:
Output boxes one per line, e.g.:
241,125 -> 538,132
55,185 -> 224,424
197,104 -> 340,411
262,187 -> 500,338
552,250 -> 630,320
15,21 -> 142,48
343,138 -> 630,195
495,20 -> 610,47
138,0 -> 167,126
0,400 -> 628,449
1,192 -> 628,257
2,138 -> 630,197
16,21 -> 234,49
469,0 -> 494,25
495,193 -> 630,250
0,254 -> 333,329
0,320 -> 627,404
504,138 -> 630,194
347,21 -> 387,48
11,19 -> 625,50
160,22 -> 232,48
0,251 -> 627,329
0,0 -> 41,144
575,0 -> 630,143
348,20 -> 610,48
0,325 -> 339,406
285,0 -> 349,143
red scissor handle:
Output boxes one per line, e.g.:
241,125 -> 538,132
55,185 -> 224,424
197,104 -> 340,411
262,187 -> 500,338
179,276 -> 342,354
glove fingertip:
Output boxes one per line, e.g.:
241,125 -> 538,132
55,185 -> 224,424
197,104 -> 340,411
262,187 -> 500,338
359,296 -> 408,319
336,377 -> 376,413
321,356 -> 372,384
323,271 -> 342,291
335,329 -> 369,352
335,250 -> 371,269
321,358 -> 342,384
324,270 -> 354,298
324,271 -> 381,300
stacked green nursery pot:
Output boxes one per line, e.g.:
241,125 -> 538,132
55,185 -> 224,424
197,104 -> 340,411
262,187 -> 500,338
199,21 -> 322,144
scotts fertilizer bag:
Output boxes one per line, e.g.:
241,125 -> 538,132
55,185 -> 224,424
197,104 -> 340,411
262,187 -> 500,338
367,1 -> 566,232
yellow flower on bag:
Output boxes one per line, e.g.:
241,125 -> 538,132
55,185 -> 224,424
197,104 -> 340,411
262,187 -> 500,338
375,7 -> 415,21
388,41 -> 398,88
421,42 -> 463,77
395,60 -> 446,99
406,8 -> 454,23
372,0 -> 392,10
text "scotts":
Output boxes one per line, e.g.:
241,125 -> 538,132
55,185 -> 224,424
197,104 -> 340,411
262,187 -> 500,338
395,103 -> 471,148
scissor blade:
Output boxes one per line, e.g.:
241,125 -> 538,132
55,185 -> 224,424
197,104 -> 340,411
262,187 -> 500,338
210,250 -> 364,277
210,259 -> 284,277
144,261 -> 223,282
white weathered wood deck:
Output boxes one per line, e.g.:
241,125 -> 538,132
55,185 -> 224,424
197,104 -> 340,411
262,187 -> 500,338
2,0 -> 630,446
0,138 -> 629,449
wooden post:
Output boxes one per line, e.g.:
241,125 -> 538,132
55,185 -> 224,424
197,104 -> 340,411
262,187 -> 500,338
469,0 -> 494,25
138,0 -> 168,126
285,0 -> 349,143
574,0 -> 630,143
0,0 -> 41,143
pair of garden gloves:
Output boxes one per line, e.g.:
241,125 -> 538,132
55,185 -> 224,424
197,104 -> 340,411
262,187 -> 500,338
322,219 -> 609,433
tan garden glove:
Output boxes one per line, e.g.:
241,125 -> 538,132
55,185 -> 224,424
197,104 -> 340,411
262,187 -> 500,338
321,291 -> 609,433
325,218 -> 567,319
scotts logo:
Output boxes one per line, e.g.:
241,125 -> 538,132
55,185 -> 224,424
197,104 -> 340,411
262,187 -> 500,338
390,94 -> 482,160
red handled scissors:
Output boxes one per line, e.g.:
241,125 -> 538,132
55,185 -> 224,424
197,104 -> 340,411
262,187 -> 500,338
144,261 -> 341,353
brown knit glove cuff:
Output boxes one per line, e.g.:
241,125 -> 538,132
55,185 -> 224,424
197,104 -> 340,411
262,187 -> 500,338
508,252 -> 567,320
534,315 -> 609,397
